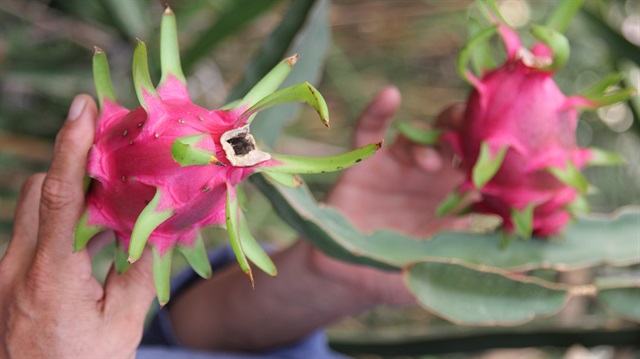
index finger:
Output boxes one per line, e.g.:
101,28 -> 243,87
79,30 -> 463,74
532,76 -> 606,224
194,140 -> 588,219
36,95 -> 97,263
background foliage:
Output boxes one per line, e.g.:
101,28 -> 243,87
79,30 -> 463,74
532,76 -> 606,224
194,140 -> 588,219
1,0 -> 639,358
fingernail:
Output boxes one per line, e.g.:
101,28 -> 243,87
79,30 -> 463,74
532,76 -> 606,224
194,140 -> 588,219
67,96 -> 87,121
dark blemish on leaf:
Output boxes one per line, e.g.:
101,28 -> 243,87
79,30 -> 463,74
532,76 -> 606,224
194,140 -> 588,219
355,158 -> 362,163
227,135 -> 255,156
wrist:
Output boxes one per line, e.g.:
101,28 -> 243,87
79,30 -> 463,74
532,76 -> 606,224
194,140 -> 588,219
303,241 -> 386,308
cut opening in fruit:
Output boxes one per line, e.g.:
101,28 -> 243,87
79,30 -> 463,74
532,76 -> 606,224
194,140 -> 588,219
221,125 -> 270,167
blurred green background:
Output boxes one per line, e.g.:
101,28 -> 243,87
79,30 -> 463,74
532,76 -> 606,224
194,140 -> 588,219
1,0 -> 639,358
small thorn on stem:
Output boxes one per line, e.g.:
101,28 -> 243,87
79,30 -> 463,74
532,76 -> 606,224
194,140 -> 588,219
375,140 -> 384,150
164,6 -> 174,15
293,176 -> 302,187
94,46 -> 104,54
159,301 -> 168,308
127,256 -> 137,264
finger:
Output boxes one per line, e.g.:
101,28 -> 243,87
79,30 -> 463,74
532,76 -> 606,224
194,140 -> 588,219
412,146 -> 443,173
36,94 -> 97,264
104,249 -> 156,324
87,230 -> 116,258
353,86 -> 401,148
1,174 -> 46,274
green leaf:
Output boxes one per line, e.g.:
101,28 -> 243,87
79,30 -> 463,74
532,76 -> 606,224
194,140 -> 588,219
159,7 -> 186,85
597,284 -> 640,321
229,0 -> 329,147
182,0 -> 283,73
225,184 -> 254,286
472,142 -> 507,189
92,47 -> 118,110
132,39 -> 159,109
129,189 -> 174,263
511,203 -> 535,238
176,233 -> 212,279
240,82 -> 329,128
239,212 -> 277,277
405,260 -> 568,325
73,208 -> 105,252
457,25 -> 498,85
239,54 -> 298,109
252,175 -> 640,272
153,246 -> 173,307
395,122 -> 442,145
545,0 -> 583,33
530,25 -> 570,71
468,18 -> 496,75
100,0 -> 151,41
548,161 -> 589,193
265,143 -> 380,174
171,134 -> 223,167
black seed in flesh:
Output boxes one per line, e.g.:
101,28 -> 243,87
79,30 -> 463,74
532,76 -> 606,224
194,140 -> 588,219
227,136 -> 255,156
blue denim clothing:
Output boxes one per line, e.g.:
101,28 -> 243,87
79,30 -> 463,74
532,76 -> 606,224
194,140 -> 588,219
138,247 -> 346,359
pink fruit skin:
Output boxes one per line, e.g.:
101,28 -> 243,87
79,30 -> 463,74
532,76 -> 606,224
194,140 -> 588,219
444,25 -> 594,236
85,75 -> 267,255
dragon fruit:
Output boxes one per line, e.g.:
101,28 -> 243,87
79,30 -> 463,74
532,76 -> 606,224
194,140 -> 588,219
74,8 -> 380,305
436,1 -> 635,240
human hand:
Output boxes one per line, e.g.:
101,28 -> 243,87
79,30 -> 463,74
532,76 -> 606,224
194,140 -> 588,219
0,95 -> 156,358
326,86 -> 468,236
310,86 -> 470,306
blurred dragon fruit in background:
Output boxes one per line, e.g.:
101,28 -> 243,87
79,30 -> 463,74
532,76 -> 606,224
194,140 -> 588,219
74,8 -> 380,305
437,1 -> 635,240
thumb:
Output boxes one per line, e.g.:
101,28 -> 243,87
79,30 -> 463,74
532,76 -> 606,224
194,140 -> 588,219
104,248 -> 156,324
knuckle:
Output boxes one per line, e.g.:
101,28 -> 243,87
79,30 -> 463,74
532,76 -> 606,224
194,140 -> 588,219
40,175 -> 78,212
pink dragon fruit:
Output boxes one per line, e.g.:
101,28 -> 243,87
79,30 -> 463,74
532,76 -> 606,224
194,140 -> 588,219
74,8 -> 380,305
437,2 -> 634,240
